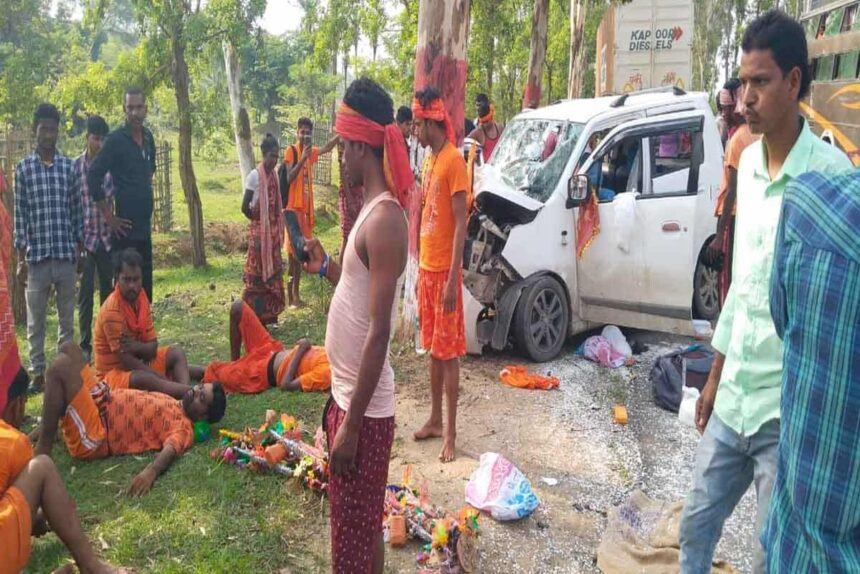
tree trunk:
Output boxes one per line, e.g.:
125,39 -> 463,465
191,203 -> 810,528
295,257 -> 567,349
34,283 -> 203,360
568,0 -> 588,99
414,0 -> 471,145
171,33 -> 206,267
223,41 -> 256,181
524,0 -> 549,109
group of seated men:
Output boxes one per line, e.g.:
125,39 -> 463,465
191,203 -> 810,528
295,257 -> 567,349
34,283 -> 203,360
1,247 -> 331,573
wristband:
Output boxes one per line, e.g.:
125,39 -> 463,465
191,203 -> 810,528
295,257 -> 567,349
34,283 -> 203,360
319,254 -> 330,278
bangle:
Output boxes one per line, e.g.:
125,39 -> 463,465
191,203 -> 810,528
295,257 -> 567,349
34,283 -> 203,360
318,254 -> 330,278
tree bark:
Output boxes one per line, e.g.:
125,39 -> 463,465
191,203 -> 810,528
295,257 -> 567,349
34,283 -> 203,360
414,0 -> 471,146
524,0 -> 549,109
568,0 -> 588,99
223,41 -> 256,181
171,30 -> 206,267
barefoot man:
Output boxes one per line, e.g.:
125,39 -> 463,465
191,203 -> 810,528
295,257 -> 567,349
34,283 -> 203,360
412,87 -> 469,462
188,300 -> 331,395
302,77 -> 412,573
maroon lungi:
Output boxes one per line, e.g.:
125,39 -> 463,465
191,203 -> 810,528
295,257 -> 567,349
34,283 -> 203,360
325,398 -> 395,573
719,215 -> 735,307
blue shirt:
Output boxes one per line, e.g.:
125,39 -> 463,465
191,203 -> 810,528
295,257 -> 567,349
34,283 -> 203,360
13,151 -> 82,264
764,169 -> 860,573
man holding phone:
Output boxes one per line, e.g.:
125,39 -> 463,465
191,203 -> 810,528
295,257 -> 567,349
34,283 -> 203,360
280,118 -> 339,308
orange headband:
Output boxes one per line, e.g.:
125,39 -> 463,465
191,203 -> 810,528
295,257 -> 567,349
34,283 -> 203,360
412,97 -> 456,145
335,102 -> 415,207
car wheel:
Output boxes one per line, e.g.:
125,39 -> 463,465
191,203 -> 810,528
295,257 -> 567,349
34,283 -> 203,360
693,257 -> 720,320
514,276 -> 569,363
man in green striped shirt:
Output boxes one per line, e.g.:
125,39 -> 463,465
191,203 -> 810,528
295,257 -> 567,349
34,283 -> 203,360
678,11 -> 852,574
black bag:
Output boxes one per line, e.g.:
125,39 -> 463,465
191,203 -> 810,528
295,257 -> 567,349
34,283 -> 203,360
650,345 -> 714,413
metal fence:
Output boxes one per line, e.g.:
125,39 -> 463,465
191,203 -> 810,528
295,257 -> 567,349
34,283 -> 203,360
280,121 -> 335,187
0,131 -> 173,324
153,141 -> 173,232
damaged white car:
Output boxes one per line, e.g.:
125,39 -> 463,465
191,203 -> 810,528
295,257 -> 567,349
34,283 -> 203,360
462,88 -> 723,362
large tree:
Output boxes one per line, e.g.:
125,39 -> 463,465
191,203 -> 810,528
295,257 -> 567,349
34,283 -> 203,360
131,0 -> 208,267
415,0 -> 472,145
524,0 -> 550,109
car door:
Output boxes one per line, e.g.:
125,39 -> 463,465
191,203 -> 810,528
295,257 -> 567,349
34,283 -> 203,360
575,112 -> 703,333
574,127 -> 647,319
634,113 -> 704,331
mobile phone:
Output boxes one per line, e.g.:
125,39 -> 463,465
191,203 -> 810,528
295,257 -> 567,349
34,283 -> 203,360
284,210 -> 308,262
303,133 -> 313,148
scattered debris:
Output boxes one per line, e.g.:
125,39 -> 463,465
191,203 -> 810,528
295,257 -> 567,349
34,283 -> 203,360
499,365 -> 560,390
613,405 -> 628,425
465,453 -> 540,521
540,477 -> 559,487
384,466 -> 480,573
210,410 -> 328,494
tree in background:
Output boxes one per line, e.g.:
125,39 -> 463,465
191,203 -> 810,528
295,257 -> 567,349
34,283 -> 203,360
415,0 -> 472,145
524,0 -> 550,109
130,0 -> 209,267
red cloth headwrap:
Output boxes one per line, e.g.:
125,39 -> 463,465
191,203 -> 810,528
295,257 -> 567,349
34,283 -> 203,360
335,103 -> 415,208
412,97 -> 456,146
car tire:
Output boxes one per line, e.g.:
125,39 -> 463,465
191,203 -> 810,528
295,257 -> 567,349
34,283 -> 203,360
693,256 -> 720,321
513,276 -> 569,363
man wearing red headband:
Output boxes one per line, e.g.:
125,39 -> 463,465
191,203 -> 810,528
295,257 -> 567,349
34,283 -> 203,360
411,86 -> 469,463
302,77 -> 411,574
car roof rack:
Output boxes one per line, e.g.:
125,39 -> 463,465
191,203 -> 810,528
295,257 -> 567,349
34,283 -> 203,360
610,86 -> 686,108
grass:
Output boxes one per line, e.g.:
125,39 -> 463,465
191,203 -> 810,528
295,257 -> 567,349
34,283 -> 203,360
16,165 -> 346,573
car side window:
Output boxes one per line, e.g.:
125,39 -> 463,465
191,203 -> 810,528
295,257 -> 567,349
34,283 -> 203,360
647,126 -> 698,196
588,135 -> 643,202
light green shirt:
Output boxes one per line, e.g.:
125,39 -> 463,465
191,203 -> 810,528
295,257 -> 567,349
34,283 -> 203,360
711,118 -> 851,436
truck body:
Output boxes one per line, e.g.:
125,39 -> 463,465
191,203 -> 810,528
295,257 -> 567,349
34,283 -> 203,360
595,0 -> 694,96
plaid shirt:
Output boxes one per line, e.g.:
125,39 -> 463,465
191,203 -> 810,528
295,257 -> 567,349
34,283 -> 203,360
13,151 -> 82,264
764,169 -> 860,572
75,152 -> 114,252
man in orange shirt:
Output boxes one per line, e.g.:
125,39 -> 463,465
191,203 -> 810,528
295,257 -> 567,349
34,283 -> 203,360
34,342 -> 226,496
1,418 -> 129,574
706,87 -> 760,306
93,248 -> 190,398
279,118 -> 339,308
411,87 -> 470,463
188,300 -> 331,394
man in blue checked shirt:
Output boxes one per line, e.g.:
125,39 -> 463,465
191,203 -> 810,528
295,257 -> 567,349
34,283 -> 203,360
13,103 -> 83,393
764,168 -> 860,573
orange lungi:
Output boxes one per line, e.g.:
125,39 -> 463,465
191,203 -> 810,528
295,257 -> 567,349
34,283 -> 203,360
203,302 -> 284,393
102,346 -> 171,391
418,269 -> 466,361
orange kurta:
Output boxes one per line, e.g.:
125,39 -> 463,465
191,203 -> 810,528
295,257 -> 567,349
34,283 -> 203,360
283,144 -> 320,255
0,420 -> 33,574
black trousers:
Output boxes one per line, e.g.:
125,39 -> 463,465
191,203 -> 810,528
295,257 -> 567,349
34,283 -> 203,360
78,244 -> 114,355
113,236 -> 153,302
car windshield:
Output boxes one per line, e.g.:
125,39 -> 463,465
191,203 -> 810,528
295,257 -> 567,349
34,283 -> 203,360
489,118 -> 584,203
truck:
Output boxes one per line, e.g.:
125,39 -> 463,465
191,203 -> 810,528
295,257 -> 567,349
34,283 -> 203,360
800,0 -> 860,166
595,0 -> 694,96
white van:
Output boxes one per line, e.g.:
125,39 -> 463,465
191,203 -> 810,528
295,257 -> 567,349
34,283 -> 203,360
463,87 -> 723,362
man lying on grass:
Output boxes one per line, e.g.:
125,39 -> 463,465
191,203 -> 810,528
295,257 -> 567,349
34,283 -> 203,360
1,418 -> 131,573
34,342 -> 226,496
92,247 -> 191,398
187,300 -> 331,394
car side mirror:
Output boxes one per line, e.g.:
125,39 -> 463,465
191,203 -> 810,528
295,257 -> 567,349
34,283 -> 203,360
566,174 -> 590,208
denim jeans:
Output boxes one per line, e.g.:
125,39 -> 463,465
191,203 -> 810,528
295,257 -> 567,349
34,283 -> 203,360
25,259 -> 77,377
679,413 -> 779,574
78,245 -> 113,357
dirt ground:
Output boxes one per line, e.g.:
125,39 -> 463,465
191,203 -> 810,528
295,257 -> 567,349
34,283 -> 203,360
382,330 -> 758,574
